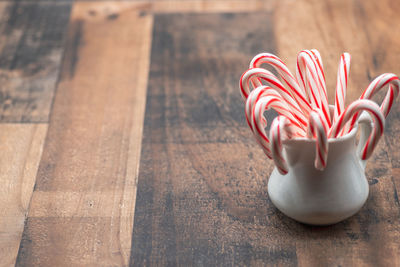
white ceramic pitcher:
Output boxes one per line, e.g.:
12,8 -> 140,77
268,112 -> 374,225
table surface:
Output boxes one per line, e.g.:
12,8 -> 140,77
1,0 -> 400,266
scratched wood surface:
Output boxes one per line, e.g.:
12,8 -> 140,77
0,1 -> 71,122
0,124 -> 48,266
130,1 -> 400,267
0,0 -> 399,266
0,1 -> 71,266
15,2 -> 152,266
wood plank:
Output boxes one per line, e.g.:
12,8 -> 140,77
130,9 -> 400,267
0,124 -> 48,267
0,1 -> 71,122
130,13 -> 285,266
16,2 -> 153,266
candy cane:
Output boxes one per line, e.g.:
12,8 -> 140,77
248,88 -> 306,137
245,86 -> 268,132
297,50 -> 331,126
329,99 -> 385,160
333,53 -> 351,123
310,49 -> 327,99
250,91 -> 307,158
270,116 -> 295,174
342,73 -> 399,135
307,109 -> 329,170
310,49 -> 324,71
240,68 -> 279,99
240,68 -> 308,128
249,53 -> 312,115
310,49 -> 330,114
245,86 -> 285,132
296,51 -> 320,103
245,90 -> 279,158
310,49 -> 329,106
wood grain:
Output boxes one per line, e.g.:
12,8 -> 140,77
1,0 -> 398,266
0,1 -> 71,123
130,10 -> 400,267
0,124 -> 48,267
130,13 -> 284,266
16,2 -> 153,266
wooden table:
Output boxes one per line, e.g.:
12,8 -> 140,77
1,0 -> 400,266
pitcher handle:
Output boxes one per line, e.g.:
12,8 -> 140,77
357,112 -> 374,170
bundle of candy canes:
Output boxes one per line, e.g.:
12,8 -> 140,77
240,50 -> 399,174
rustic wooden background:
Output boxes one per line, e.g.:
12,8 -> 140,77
1,0 -> 400,266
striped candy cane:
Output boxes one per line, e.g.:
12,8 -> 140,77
249,88 -> 306,135
310,49 -> 330,118
342,73 -> 400,135
333,53 -> 351,123
361,73 -> 400,117
310,49 -> 328,102
245,86 -> 303,133
307,109 -> 329,170
270,116 -> 295,174
296,50 -> 331,126
240,68 -> 283,99
245,86 -> 268,132
329,99 -> 385,160
310,49 -> 325,72
296,51 -> 321,102
249,53 -> 312,116
240,68 -> 308,129
249,91 -> 307,158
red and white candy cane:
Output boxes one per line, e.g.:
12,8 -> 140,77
240,68 -> 308,129
245,86 -> 294,132
240,68 -> 281,100
310,49 -> 327,94
249,88 -> 306,135
245,88 -> 280,158
329,99 -> 385,160
309,49 -> 327,98
270,116 -> 295,174
296,50 -> 331,126
342,73 -> 400,135
249,91 -> 307,158
245,86 -> 268,132
310,49 -> 324,71
307,109 -> 329,170
249,53 -> 312,116
333,53 -> 351,123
